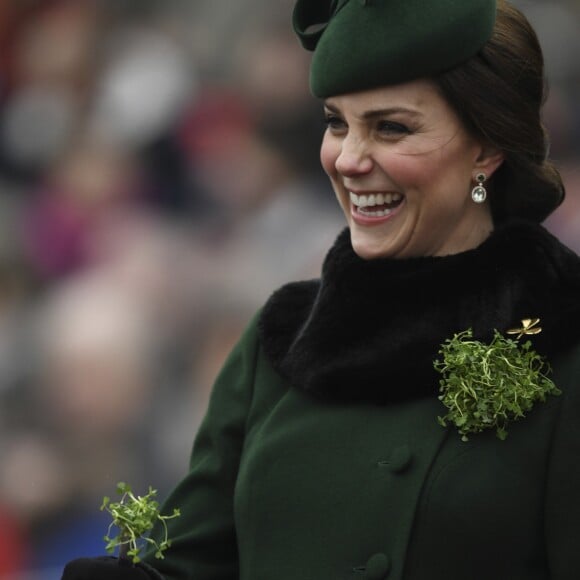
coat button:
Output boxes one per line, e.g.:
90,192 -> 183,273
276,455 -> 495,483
365,553 -> 391,579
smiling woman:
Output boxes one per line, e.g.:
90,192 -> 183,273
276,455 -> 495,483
61,1 -> 580,580
320,79 -> 502,259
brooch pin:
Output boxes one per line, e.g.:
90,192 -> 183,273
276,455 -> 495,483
506,318 -> 542,339
434,318 -> 560,441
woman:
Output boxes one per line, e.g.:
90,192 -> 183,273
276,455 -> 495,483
63,0 -> 580,578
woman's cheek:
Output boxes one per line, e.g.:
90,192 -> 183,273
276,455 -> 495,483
319,135 -> 338,178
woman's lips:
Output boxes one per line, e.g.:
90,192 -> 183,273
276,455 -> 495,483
349,191 -> 404,222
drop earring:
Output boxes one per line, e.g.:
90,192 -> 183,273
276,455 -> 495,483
471,173 -> 487,204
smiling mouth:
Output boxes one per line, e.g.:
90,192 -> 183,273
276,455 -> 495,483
349,192 -> 403,217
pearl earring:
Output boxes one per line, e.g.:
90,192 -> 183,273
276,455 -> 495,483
471,173 -> 487,204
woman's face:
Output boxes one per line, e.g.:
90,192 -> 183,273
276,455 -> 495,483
320,79 -> 499,259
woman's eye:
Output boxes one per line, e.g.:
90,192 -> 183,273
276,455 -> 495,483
377,121 -> 410,135
323,114 -> 346,131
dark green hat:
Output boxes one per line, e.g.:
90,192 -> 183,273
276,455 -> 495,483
293,0 -> 497,98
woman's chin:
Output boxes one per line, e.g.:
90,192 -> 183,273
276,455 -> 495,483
350,233 -> 395,260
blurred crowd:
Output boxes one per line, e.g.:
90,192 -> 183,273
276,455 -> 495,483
0,0 -> 578,578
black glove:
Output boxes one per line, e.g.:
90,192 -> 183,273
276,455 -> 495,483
61,556 -> 164,580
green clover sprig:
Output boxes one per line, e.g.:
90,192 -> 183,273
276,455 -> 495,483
434,320 -> 560,442
101,482 -> 180,564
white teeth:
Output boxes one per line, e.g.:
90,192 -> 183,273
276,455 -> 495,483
349,192 -> 402,208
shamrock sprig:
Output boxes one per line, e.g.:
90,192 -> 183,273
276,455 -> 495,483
434,319 -> 560,441
101,482 -> 180,564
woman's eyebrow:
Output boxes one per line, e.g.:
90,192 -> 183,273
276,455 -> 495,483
323,102 -> 423,120
361,107 -> 423,120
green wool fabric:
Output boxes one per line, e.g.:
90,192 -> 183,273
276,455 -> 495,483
293,0 -> 497,97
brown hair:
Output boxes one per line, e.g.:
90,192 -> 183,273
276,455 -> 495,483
435,0 -> 564,223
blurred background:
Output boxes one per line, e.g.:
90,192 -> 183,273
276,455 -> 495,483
0,0 -> 577,578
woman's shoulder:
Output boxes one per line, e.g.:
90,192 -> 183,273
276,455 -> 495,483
257,278 -> 320,354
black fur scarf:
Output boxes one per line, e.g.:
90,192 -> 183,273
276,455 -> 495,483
258,220 -> 580,404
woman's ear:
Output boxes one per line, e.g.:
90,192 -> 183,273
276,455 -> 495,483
474,145 -> 505,179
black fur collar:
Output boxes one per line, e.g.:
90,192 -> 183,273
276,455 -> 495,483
258,220 -> 580,404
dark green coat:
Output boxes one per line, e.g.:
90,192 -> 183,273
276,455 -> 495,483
145,222 -> 580,580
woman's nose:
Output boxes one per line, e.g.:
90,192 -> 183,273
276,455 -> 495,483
334,137 -> 373,176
